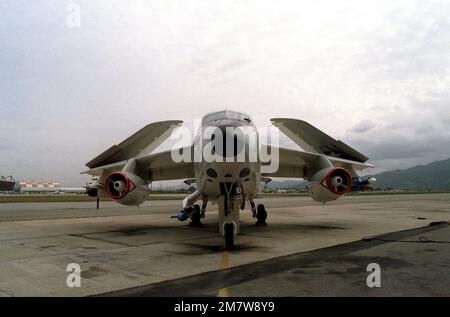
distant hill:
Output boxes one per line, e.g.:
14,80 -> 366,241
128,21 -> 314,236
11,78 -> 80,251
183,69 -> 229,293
372,158 -> 450,191
265,158 -> 450,191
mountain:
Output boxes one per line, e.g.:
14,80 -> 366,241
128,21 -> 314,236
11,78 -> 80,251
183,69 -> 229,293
372,158 -> 450,190
264,158 -> 450,191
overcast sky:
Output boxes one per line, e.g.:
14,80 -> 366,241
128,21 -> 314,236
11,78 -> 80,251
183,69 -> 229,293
1,0 -> 450,186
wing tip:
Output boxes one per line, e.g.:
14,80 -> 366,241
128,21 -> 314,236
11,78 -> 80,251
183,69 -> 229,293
271,118 -> 308,125
142,120 -> 183,129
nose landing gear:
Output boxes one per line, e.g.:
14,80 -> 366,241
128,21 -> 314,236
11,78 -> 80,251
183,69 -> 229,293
174,184 -> 268,250
219,182 -> 240,250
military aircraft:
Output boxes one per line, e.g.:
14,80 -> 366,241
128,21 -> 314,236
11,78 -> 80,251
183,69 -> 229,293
82,110 -> 375,249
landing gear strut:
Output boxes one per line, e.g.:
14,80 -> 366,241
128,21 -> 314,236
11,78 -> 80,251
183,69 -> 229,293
250,199 -> 257,218
218,182 -> 240,250
201,197 -> 208,218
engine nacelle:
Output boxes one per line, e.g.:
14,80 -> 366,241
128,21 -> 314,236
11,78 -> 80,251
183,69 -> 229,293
103,171 -> 149,206
306,167 -> 352,203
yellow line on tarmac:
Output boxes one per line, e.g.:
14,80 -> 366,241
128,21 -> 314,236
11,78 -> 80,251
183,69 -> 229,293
218,250 -> 230,297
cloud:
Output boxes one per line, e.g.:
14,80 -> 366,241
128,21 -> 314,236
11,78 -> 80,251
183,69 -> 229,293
349,120 -> 377,134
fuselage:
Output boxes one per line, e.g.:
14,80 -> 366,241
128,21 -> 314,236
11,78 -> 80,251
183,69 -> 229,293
193,110 -> 261,202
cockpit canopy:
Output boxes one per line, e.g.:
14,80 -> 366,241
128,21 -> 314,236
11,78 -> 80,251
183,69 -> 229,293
202,110 -> 252,124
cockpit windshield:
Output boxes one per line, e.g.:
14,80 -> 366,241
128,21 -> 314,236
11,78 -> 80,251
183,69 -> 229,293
202,110 -> 252,124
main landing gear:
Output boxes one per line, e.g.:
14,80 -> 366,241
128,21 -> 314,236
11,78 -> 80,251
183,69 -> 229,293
189,204 -> 203,227
255,204 -> 267,226
250,198 -> 267,226
171,203 -> 204,227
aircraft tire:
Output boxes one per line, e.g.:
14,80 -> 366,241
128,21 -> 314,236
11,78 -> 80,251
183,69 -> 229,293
190,204 -> 202,227
256,204 -> 267,225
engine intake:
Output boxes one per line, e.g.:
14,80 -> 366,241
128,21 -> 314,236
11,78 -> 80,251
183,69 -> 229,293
105,172 -> 134,200
324,167 -> 352,195
103,171 -> 149,206
306,167 -> 352,203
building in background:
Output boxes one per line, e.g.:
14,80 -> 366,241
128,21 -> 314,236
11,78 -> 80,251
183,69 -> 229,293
18,181 -> 86,194
19,181 -> 61,193
0,176 -> 16,192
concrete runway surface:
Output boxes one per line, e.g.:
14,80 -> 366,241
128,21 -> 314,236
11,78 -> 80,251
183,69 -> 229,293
0,193 -> 449,297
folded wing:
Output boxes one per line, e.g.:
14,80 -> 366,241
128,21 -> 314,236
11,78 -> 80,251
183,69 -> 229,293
82,120 -> 194,182
271,118 -> 369,162
85,120 -> 183,169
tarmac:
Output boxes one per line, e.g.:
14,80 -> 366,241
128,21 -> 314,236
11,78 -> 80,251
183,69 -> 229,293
0,193 -> 449,297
